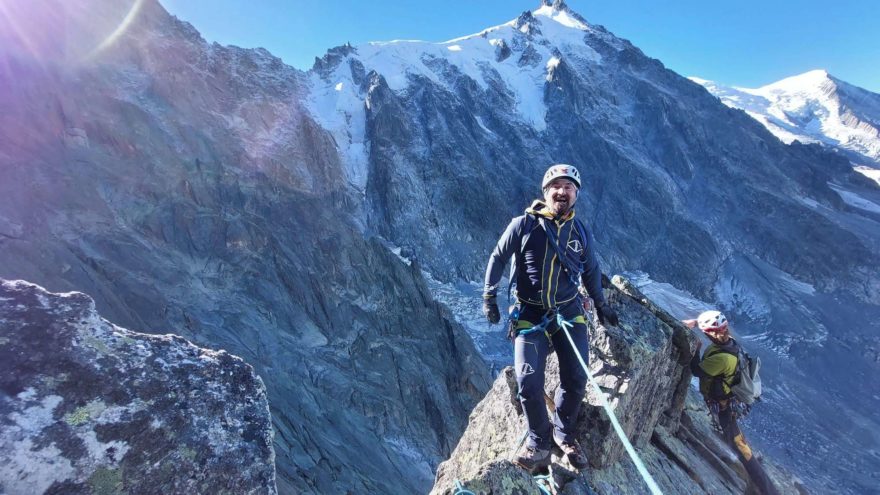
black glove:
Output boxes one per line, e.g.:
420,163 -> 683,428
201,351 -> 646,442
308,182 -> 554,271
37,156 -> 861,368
596,301 -> 619,327
482,296 -> 500,324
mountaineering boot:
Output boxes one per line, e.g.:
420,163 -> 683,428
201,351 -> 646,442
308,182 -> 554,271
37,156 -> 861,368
513,445 -> 551,474
552,436 -> 589,470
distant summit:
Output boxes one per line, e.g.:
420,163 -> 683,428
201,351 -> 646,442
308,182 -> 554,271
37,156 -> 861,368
760,69 -> 834,93
692,70 -> 880,179
538,0 -> 579,16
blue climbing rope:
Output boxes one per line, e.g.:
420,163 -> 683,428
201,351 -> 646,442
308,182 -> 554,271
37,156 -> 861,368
533,473 -> 556,495
453,479 -> 475,495
555,313 -> 664,495
509,429 -> 529,459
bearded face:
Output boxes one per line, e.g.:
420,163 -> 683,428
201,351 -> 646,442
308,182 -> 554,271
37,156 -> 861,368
543,178 -> 578,216
705,329 -> 731,344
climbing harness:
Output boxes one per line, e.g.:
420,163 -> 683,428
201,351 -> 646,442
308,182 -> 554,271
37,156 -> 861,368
506,306 -> 521,341
707,398 -> 751,433
556,313 -> 665,495
515,310 -> 555,337
731,399 -> 751,419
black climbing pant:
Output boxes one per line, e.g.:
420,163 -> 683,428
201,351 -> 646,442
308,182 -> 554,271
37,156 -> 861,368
718,402 -> 779,495
513,298 -> 589,450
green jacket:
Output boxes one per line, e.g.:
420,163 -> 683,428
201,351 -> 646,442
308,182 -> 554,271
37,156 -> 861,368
692,340 -> 739,399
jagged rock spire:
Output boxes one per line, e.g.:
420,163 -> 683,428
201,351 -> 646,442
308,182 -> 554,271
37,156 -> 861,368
312,42 -> 356,75
541,0 -> 569,10
537,0 -> 590,26
514,10 -> 541,36
515,10 -> 536,28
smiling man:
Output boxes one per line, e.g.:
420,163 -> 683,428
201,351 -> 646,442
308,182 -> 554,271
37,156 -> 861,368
482,164 -> 618,473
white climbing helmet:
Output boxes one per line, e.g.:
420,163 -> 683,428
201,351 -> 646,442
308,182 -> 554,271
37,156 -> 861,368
542,164 -> 581,190
697,310 -> 729,334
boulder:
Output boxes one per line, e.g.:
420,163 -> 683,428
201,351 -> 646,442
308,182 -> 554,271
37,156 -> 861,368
0,279 -> 276,494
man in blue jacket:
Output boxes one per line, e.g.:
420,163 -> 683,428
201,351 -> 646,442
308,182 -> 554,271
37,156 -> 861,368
482,164 -> 618,473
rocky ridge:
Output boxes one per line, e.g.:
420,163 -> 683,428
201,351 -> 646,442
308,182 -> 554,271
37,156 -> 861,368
431,276 -> 805,495
304,1 -> 880,490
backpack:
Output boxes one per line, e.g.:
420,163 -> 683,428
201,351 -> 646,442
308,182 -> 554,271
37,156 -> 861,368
719,344 -> 762,405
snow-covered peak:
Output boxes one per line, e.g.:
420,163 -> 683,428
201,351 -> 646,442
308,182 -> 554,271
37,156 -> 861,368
692,71 -> 880,182
758,69 -> 833,94
533,1 -> 589,30
305,1 -> 606,189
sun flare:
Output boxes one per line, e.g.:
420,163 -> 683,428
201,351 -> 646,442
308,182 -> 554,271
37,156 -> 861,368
0,0 -> 145,65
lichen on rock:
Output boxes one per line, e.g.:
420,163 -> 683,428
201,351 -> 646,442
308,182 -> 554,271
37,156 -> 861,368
0,279 -> 277,494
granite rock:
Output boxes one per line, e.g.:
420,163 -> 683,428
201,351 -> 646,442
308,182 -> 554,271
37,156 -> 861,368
0,279 -> 277,495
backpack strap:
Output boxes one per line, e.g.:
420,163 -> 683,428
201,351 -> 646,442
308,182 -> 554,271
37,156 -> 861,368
703,345 -> 739,389
574,218 -> 589,259
573,217 -> 590,281
536,216 -> 585,287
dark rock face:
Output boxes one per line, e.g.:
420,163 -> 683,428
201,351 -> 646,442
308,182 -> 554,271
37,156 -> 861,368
0,279 -> 276,494
431,277 -> 803,495
575,277 -> 693,464
0,1 -> 491,493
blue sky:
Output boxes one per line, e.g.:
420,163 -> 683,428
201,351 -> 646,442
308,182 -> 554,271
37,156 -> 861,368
161,0 -> 879,92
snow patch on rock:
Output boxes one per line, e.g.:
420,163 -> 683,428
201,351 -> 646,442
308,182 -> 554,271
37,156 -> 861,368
854,165 -> 880,186
306,65 -> 370,191
829,183 -> 880,214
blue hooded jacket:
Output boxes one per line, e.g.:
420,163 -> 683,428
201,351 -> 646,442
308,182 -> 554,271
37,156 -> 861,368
483,200 -> 605,309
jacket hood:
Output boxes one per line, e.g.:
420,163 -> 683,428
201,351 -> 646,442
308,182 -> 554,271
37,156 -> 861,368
525,200 -> 575,221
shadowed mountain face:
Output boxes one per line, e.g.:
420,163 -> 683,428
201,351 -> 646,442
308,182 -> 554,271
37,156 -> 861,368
0,1 -> 490,493
1,0 -> 878,493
